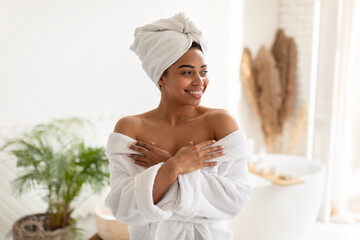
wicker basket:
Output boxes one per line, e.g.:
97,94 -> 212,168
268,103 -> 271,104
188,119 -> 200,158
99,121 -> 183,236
12,213 -> 75,240
94,205 -> 130,240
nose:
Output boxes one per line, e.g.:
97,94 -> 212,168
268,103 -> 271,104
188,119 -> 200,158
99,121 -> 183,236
192,73 -> 204,86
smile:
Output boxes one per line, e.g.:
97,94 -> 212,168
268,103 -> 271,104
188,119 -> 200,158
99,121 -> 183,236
184,89 -> 204,98
186,90 -> 203,94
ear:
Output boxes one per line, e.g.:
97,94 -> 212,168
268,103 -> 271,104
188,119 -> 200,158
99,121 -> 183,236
158,75 -> 166,87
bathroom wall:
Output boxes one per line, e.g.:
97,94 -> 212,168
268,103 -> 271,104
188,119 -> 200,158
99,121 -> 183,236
0,0 -> 238,128
238,0 -> 279,153
2,0 -> 354,237
239,0 -> 318,156
0,0 -> 242,238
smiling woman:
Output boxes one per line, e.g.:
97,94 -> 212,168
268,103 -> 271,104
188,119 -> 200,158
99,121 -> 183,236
104,13 -> 251,240
158,45 -> 209,108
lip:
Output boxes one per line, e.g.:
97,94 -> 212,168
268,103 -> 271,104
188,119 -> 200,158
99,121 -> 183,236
185,88 -> 204,92
184,88 -> 204,99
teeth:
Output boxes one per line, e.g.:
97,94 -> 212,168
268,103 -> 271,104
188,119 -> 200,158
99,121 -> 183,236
188,90 -> 203,94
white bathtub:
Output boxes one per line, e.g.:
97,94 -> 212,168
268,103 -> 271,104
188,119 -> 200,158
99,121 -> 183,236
225,154 -> 325,240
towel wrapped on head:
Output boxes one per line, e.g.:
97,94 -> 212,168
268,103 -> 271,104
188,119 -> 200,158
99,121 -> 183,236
130,13 -> 208,90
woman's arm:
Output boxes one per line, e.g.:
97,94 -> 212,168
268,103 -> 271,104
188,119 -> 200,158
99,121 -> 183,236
151,109 -> 241,205
174,155 -> 251,220
113,117 -> 224,205
128,139 -> 225,204
107,116 -> 181,223
105,133 -> 173,224
125,140 -> 179,204
152,140 -> 225,204
114,111 -> 238,207
172,111 -> 251,220
152,161 -> 178,203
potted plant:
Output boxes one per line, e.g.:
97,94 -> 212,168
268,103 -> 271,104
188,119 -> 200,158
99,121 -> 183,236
1,117 -> 109,239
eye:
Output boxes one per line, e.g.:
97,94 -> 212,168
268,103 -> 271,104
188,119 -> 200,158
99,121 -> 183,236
182,71 -> 192,75
201,70 -> 208,76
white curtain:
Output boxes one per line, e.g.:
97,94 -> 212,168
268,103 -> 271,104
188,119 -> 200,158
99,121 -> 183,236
349,1 -> 360,170
314,0 -> 360,222
329,0 -> 360,219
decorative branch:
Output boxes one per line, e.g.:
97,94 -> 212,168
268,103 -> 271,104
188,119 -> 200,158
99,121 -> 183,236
286,105 -> 308,154
240,29 -> 298,153
254,45 -> 282,152
240,48 -> 260,117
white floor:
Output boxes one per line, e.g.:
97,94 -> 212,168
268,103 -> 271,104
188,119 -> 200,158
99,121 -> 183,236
77,215 -> 360,240
308,221 -> 360,240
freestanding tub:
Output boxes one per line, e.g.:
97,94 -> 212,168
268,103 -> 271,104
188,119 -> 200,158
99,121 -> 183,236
225,154 -> 325,240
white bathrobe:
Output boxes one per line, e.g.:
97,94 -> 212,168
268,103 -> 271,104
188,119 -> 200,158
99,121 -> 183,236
105,129 -> 251,240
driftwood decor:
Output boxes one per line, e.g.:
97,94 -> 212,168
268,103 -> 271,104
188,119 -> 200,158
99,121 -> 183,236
272,29 -> 297,126
241,29 -> 303,153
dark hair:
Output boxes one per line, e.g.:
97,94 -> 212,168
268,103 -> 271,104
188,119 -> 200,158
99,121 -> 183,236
190,41 -> 203,52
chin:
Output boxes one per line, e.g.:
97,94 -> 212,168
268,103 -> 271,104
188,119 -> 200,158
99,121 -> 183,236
187,100 -> 202,106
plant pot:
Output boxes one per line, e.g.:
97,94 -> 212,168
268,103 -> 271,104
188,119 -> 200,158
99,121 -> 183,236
94,205 -> 130,240
12,213 -> 76,240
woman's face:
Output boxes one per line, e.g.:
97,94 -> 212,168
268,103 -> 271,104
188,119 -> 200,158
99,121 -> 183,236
159,48 -> 209,106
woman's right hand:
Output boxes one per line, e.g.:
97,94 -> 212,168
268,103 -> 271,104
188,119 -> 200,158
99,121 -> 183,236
169,140 -> 225,175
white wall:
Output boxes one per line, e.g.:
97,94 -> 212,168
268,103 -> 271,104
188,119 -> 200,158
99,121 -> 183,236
3,0 -> 350,236
239,0 -> 279,152
0,0 -> 236,128
239,0 -> 318,156
0,0 -> 241,238
278,0 -> 318,156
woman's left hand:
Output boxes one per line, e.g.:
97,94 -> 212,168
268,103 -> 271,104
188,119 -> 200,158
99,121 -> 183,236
127,141 -> 173,168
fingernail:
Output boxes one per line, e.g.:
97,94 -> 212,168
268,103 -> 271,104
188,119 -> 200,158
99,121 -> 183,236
212,140 -> 216,143
220,145 -> 225,149
127,144 -> 131,148
222,150 -> 226,154
133,141 -> 137,144
127,154 -> 131,157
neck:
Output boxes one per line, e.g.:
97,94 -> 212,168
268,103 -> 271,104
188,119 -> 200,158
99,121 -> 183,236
155,99 -> 200,126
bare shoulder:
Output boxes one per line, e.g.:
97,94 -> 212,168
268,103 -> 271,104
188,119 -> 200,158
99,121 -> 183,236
113,115 -> 142,139
203,108 -> 239,140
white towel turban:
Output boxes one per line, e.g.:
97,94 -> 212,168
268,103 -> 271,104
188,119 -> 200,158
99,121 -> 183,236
130,13 -> 208,90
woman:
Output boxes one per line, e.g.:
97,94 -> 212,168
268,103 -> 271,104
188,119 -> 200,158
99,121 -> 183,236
105,13 -> 251,240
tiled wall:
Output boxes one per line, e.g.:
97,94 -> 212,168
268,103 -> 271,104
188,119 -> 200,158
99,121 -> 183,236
278,0 -> 317,155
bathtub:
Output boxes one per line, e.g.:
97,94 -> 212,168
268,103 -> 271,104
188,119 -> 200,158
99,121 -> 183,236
225,154 -> 325,240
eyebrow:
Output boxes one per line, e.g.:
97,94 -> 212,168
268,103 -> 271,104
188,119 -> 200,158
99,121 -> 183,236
177,64 -> 207,69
